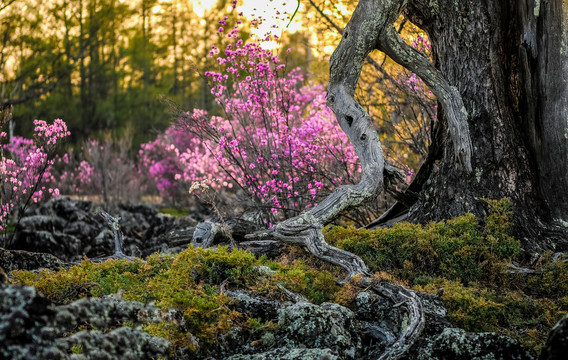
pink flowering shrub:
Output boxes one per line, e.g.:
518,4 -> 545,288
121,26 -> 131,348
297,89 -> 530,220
57,135 -> 145,204
0,116 -> 69,233
137,125 -> 221,201
141,10 -> 362,224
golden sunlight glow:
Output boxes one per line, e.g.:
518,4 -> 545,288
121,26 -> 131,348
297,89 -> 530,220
189,0 -> 304,41
237,0 -> 304,35
192,0 -> 217,18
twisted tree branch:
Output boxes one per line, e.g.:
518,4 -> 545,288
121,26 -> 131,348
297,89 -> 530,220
248,0 -> 475,357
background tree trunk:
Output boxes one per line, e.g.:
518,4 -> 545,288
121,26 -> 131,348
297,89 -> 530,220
403,0 -> 568,254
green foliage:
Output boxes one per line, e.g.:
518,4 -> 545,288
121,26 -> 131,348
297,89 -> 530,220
70,344 -> 83,354
158,208 -> 190,217
325,198 -> 520,284
414,276 -> 567,355
267,261 -> 340,304
416,279 -> 503,331
325,198 -> 566,356
524,252 -> 568,298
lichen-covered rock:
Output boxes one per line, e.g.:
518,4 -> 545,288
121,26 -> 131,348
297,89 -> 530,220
57,327 -> 169,360
540,314 -> 568,360
354,290 -> 402,332
277,302 -> 361,359
226,290 -> 282,321
0,284 -> 171,360
414,328 -> 534,360
7,197 -> 193,262
417,292 -> 452,336
0,248 -> 67,272
227,347 -> 339,360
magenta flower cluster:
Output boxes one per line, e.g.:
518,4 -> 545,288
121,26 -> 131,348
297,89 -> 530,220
0,119 -> 68,231
33,119 -> 70,146
139,11 -> 361,223
138,123 -> 222,199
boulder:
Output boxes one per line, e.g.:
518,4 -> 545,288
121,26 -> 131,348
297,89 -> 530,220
412,328 -> 534,360
0,248 -> 67,272
0,284 -> 173,360
277,301 -> 361,359
540,314 -> 568,360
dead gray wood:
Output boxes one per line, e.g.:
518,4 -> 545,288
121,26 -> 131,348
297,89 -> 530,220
244,0 -> 476,358
94,209 -> 135,262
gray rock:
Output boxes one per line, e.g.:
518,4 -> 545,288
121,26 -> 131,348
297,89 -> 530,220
414,328 -> 534,360
540,314 -> 568,360
0,248 -> 67,272
227,347 -> 339,360
8,197 -> 189,262
227,290 -> 282,321
0,284 -> 173,360
277,302 -> 361,359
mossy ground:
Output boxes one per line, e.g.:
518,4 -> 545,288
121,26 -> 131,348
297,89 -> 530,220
10,199 -> 567,357
325,198 -> 568,356
10,245 -> 342,355
158,207 -> 191,217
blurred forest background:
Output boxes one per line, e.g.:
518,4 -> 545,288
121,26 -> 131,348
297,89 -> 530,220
0,0 -> 435,219
1,0 -> 431,160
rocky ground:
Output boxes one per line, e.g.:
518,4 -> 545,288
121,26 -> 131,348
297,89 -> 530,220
0,197 -> 566,359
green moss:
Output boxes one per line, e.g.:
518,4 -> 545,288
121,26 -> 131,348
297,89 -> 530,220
70,344 -> 83,354
11,247 -> 258,348
11,245 -> 343,353
415,278 -> 503,332
325,199 -> 519,284
324,198 -> 565,357
269,261 -> 340,304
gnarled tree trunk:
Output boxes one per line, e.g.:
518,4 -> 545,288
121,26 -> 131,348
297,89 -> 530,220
402,0 -> 568,254
249,0 -> 566,357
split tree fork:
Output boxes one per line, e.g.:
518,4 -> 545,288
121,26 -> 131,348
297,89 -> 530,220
249,0 -> 473,286
246,0 -> 470,357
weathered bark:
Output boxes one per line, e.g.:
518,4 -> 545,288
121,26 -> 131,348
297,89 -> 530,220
527,0 -> 568,224
399,0 -> 568,253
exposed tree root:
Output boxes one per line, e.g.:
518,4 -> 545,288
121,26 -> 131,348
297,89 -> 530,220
366,280 -> 426,360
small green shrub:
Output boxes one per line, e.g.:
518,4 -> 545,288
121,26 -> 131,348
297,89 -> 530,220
325,198 -> 520,284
